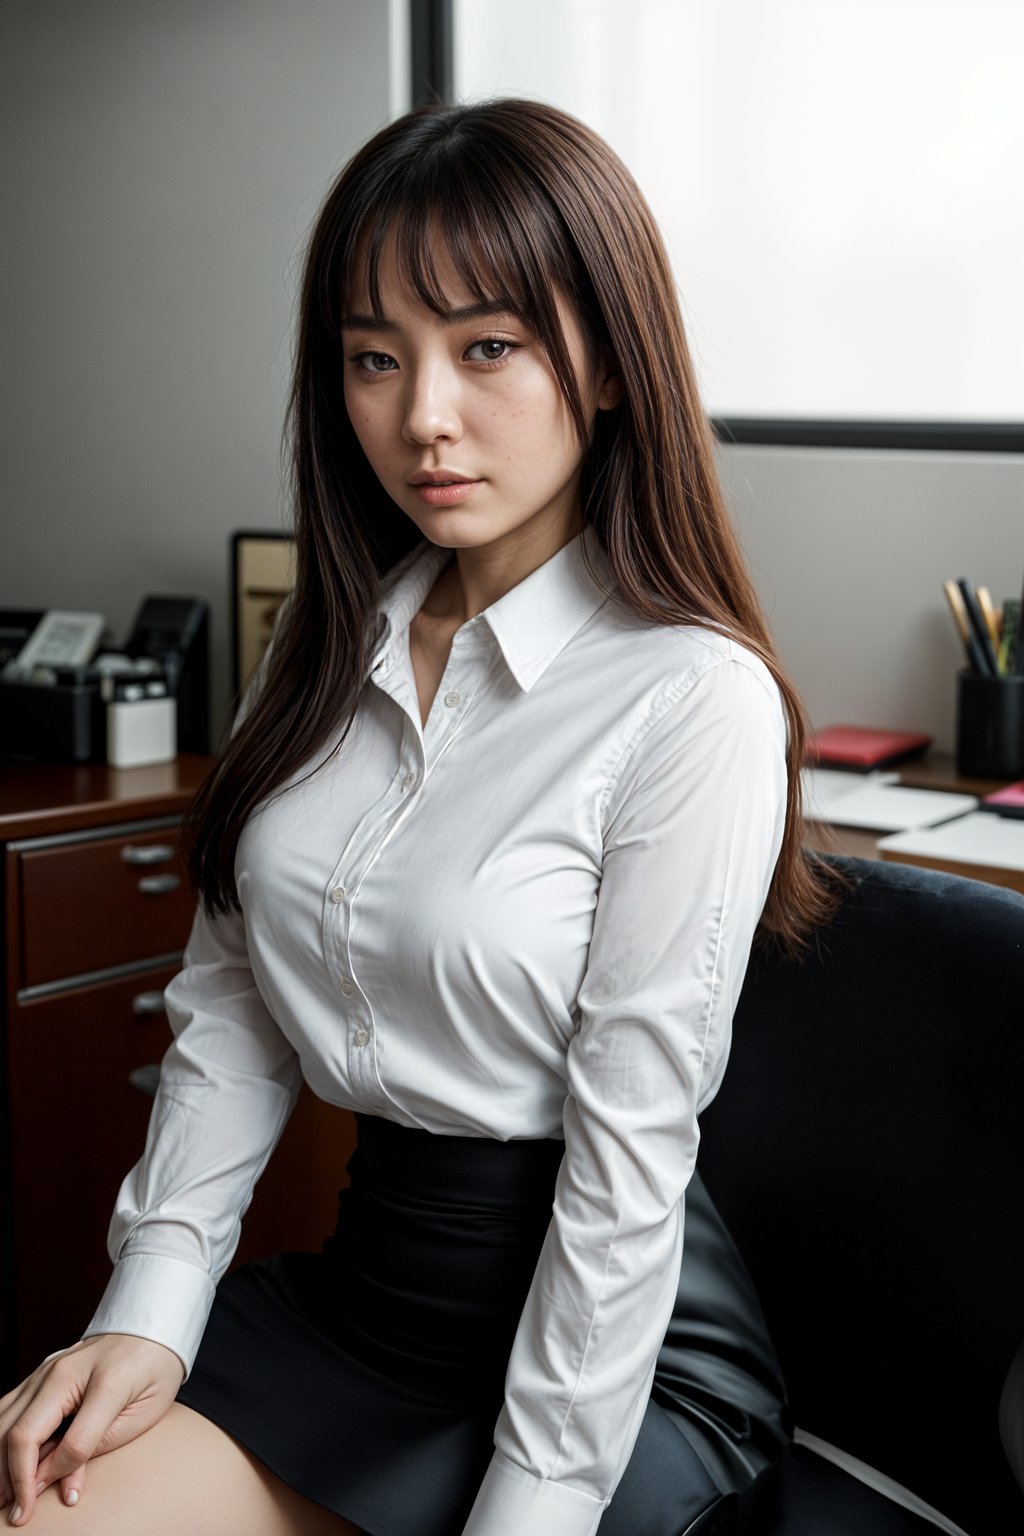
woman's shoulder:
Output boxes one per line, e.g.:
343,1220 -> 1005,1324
599,604 -> 783,713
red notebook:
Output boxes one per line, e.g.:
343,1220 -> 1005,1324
979,781 -> 1024,819
806,725 -> 933,772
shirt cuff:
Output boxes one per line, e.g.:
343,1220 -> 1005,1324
79,1252 -> 216,1382
460,1451 -> 606,1536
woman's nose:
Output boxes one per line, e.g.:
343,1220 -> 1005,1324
401,362 -> 462,445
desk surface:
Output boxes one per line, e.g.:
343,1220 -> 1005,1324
0,755 -> 215,841
802,750 -> 1022,892
884,750 -> 1011,799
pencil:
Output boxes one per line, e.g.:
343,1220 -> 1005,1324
943,580 -> 988,674
977,586 -> 1002,674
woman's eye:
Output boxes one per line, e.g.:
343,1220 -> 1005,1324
353,351 -> 397,374
466,338 -> 518,364
348,338 -> 520,374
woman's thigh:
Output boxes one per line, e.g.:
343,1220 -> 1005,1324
21,1402 -> 360,1536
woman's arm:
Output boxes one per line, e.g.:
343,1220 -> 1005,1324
81,603 -> 302,1379
462,653 -> 790,1536
79,898 -> 304,1380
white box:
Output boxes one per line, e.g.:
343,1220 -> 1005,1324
106,696 -> 177,768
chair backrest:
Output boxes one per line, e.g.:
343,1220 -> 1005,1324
696,853 -> 1024,1535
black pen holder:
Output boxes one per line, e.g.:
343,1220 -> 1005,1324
955,670 -> 1024,779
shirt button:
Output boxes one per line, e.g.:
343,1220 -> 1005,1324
444,690 -> 461,708
341,980 -> 354,997
355,1029 -> 369,1048
401,771 -> 417,789
330,886 -> 347,903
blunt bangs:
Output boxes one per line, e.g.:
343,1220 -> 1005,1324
331,137 -> 595,446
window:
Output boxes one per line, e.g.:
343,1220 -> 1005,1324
435,0 -> 1024,450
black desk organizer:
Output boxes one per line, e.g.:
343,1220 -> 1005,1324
0,596 -> 210,764
956,669 -> 1024,778
0,673 -> 106,763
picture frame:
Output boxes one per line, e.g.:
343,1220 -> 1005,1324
230,530 -> 297,702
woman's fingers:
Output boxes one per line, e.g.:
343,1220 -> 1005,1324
2,1337 -> 185,1524
6,1376 -> 121,1525
5,1422 -> 42,1525
0,1415 -> 27,1509
1,1382 -> 63,1511
19,1436 -> 85,1514
58,1464 -> 86,1511
0,1370 -> 54,1511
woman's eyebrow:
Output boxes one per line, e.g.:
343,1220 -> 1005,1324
340,299 -> 522,333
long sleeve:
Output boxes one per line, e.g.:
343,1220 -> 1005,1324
81,606 -> 302,1379
80,902 -> 305,1379
461,654 -> 790,1536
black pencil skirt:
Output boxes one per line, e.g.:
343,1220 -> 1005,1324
175,1113 -> 788,1536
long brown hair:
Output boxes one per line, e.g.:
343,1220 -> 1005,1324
182,96 -> 851,957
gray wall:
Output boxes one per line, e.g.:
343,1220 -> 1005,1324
719,446 -> 1024,754
3,3 -> 1020,754
1,0 -> 405,736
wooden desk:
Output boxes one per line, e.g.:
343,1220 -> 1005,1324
0,758 -> 355,1386
803,822 -> 882,861
801,751 -> 1022,894
889,750 -> 1011,799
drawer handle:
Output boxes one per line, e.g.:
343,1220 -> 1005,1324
132,991 -> 167,1015
121,845 -> 176,866
128,1063 -> 162,1098
137,873 -> 181,895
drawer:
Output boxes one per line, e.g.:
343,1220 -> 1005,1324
4,959 -> 356,1380
17,823 -> 196,988
6,961 -> 178,1379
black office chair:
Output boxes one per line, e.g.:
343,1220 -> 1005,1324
689,852 -> 1024,1534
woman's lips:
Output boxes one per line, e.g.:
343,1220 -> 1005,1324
413,480 -> 481,506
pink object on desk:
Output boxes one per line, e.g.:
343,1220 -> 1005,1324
979,781 -> 1024,818
806,725 -> 933,771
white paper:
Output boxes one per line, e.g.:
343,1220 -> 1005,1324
877,811 -> 1024,872
800,767 -> 901,823
801,780 -> 978,832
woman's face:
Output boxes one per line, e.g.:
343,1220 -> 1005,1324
341,232 -> 621,555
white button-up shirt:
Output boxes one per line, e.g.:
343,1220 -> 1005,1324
83,523 -> 790,1536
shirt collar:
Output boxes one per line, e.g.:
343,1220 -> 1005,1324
373,523 -> 615,692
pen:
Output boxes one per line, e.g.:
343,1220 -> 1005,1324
1002,597 -> 1022,677
956,577 -> 999,676
1014,565 -> 1024,675
943,581 -> 988,674
976,586 -> 1002,672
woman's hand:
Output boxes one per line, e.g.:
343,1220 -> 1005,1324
0,1333 -> 185,1525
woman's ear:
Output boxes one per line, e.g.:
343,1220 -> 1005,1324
596,344 -> 624,410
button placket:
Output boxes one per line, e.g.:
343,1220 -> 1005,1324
418,629 -> 492,764
315,728 -> 425,1102
334,631 -> 491,1091
324,872 -> 356,996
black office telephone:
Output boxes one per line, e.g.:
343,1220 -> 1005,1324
124,596 -> 210,754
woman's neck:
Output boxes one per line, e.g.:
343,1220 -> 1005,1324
420,508 -> 584,626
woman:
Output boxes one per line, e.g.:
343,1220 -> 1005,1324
0,97 -> 846,1534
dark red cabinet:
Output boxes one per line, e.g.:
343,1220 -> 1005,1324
1,759 -> 355,1385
